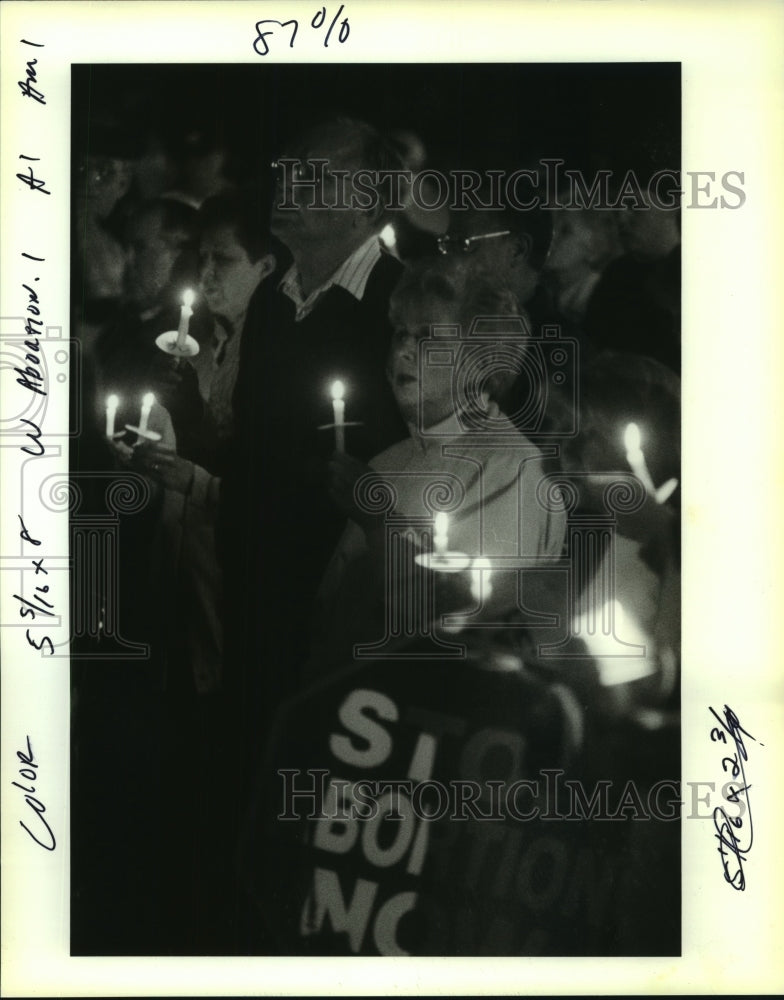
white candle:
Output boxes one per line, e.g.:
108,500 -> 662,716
176,288 -> 195,350
470,557 -> 492,603
139,392 -> 155,435
105,394 -> 119,438
576,600 -> 656,687
655,477 -> 679,505
331,380 -> 346,452
433,512 -> 449,556
623,422 -> 657,495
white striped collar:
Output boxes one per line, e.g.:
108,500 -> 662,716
278,234 -> 383,321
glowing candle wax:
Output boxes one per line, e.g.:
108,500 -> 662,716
331,380 -> 346,453
105,394 -> 119,438
433,512 -> 449,556
139,392 -> 155,435
623,422 -> 657,495
655,477 -> 679,505
470,557 -> 492,603
576,599 -> 656,687
176,288 -> 195,350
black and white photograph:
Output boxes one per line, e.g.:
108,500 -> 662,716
68,59 -> 683,958
1,1 -> 782,995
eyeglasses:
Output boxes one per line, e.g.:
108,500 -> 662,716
270,158 -> 343,184
436,230 -> 512,255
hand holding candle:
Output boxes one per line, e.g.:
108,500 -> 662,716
176,288 -> 195,351
139,392 -> 155,435
623,422 -> 678,504
470,556 -> 492,603
331,379 -> 346,453
105,394 -> 119,438
623,422 -> 657,495
415,511 -> 469,572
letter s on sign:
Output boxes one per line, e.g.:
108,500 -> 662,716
329,688 -> 398,768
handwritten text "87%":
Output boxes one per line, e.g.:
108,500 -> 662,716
253,5 -> 350,56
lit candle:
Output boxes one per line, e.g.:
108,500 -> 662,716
655,477 -> 679,505
576,599 -> 656,687
623,422 -> 657,495
379,224 -> 397,252
433,512 -> 449,556
470,557 -> 492,603
331,380 -> 346,452
176,288 -> 195,350
105,394 -> 119,438
139,392 -> 155,435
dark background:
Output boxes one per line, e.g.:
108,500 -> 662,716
72,62 -> 680,179
69,61 -> 681,957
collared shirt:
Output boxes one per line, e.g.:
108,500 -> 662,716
318,411 -> 567,605
368,411 -> 565,560
278,234 -> 383,321
192,314 -> 245,440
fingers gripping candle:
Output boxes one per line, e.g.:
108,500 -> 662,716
470,556 -> 493,603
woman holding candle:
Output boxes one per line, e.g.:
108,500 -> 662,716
134,190 -> 278,694
143,191 -> 278,473
308,257 -> 568,679
550,349 -> 681,715
122,191 -> 278,950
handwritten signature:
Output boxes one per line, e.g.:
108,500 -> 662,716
709,704 -> 761,891
13,735 -> 56,851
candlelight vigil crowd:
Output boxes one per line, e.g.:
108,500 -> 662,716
70,65 -> 681,957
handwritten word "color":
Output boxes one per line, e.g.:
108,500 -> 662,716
13,736 -> 55,851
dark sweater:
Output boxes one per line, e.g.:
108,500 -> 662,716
220,250 -> 407,712
584,246 -> 681,375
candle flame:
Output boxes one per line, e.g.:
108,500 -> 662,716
655,477 -> 679,504
434,512 -> 449,536
182,288 -> 195,308
380,224 -> 397,249
331,379 -> 345,401
106,394 -> 119,409
142,392 -> 155,408
624,422 -> 641,452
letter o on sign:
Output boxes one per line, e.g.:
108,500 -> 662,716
362,792 -> 416,868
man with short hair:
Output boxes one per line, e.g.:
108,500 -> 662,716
93,196 -> 198,409
437,196 -> 580,437
437,200 -> 554,311
224,116 -> 408,725
584,187 -> 681,374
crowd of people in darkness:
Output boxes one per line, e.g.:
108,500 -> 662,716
71,102 -> 681,958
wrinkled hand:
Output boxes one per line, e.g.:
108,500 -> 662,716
107,435 -> 135,466
134,441 -> 195,494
